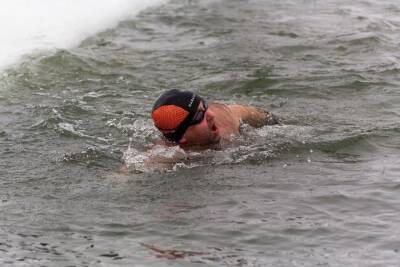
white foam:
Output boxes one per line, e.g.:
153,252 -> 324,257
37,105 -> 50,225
0,0 -> 166,70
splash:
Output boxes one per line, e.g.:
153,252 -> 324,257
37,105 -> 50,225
120,123 -> 318,172
0,0 -> 167,70
122,138 -> 190,172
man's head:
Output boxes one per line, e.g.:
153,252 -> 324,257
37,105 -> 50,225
151,89 -> 220,146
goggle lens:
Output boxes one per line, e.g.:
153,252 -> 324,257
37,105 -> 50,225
189,100 -> 208,126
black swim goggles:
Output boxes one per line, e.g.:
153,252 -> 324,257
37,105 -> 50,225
163,100 -> 208,143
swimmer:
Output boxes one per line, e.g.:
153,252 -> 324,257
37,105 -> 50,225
119,89 -> 279,172
151,89 -> 279,146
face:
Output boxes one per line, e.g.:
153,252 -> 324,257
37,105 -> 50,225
179,102 -> 221,146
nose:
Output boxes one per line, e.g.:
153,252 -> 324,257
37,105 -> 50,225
205,110 -> 215,128
205,110 -> 214,122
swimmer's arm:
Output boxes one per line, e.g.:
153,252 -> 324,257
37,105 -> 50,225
228,104 -> 279,128
118,140 -> 187,173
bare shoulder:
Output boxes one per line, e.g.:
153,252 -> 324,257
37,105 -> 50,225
209,102 -> 230,111
208,102 -> 241,136
227,104 -> 279,128
209,102 -> 237,121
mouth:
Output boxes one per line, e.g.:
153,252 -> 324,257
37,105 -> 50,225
210,122 -> 220,142
211,123 -> 218,132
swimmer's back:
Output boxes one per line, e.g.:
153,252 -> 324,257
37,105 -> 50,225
211,102 -> 279,128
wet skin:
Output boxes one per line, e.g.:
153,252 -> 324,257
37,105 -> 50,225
160,102 -> 277,146
178,102 -> 222,146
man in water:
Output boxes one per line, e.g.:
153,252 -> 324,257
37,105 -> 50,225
151,89 -> 279,146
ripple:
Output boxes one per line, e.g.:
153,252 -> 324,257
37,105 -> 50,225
2,1 -> 400,266
62,146 -> 120,167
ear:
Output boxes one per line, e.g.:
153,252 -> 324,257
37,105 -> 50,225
179,137 -> 188,145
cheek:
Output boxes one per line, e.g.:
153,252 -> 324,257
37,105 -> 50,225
183,120 -> 211,144
200,118 -> 210,129
198,120 -> 210,134
184,124 -> 205,140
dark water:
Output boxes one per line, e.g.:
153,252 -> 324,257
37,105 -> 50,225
1,0 -> 400,266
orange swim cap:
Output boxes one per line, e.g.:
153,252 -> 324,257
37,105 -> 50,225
151,105 -> 189,130
151,89 -> 202,142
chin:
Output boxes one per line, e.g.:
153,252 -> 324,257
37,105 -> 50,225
211,129 -> 221,143
208,135 -> 220,144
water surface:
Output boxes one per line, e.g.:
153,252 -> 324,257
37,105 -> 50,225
1,0 -> 400,266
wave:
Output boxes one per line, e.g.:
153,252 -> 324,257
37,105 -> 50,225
0,0 -> 167,70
